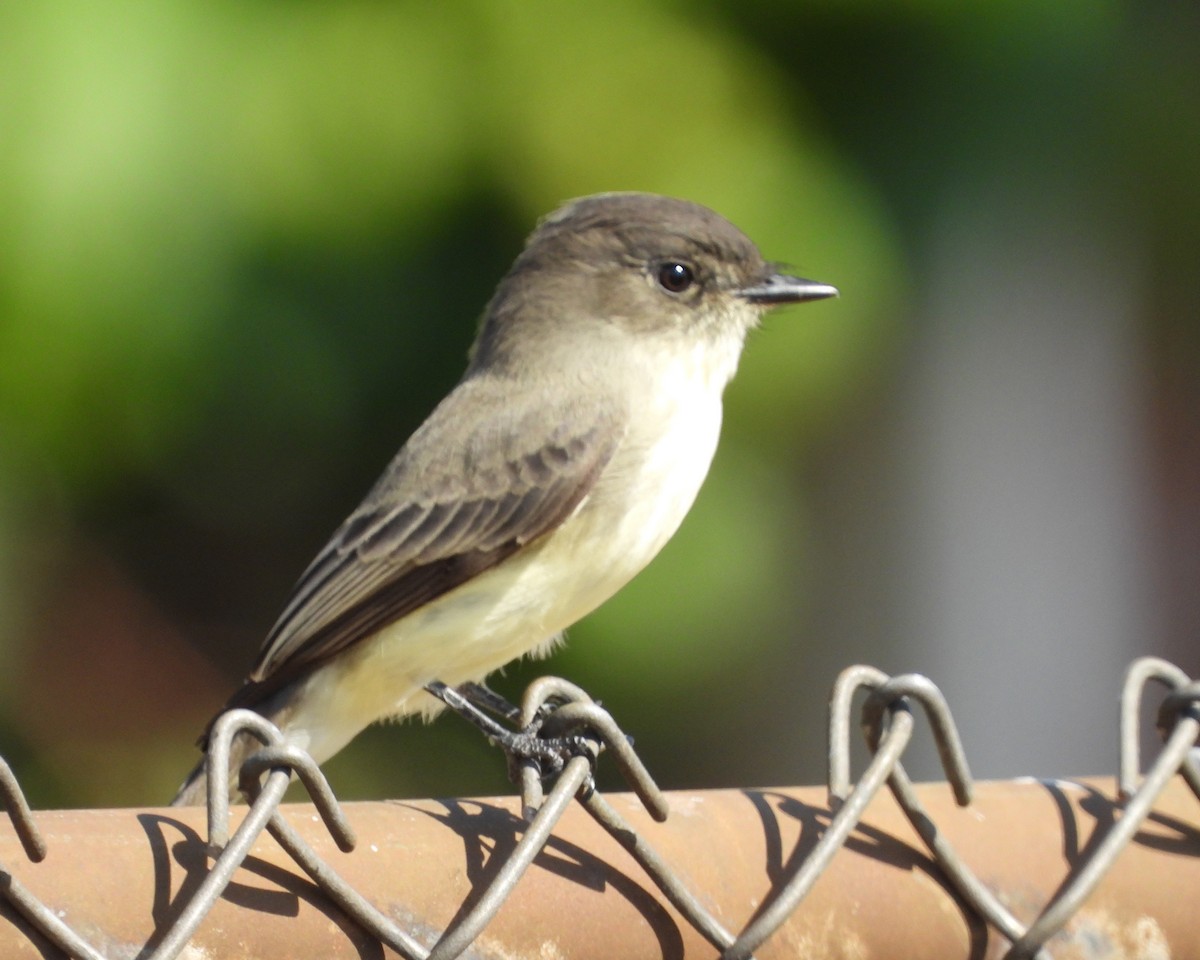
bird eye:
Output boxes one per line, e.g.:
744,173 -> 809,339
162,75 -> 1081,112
655,261 -> 695,294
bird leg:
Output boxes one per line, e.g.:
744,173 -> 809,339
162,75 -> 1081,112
424,680 -> 595,782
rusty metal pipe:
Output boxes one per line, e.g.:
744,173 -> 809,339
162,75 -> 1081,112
1,777 -> 1196,959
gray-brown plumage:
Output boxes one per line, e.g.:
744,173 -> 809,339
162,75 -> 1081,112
173,192 -> 836,805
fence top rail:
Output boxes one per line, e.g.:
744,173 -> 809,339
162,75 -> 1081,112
0,657 -> 1196,960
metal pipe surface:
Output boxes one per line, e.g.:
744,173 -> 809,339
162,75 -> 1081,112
1,777 -> 1196,959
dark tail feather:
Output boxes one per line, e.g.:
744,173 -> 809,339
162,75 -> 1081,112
171,679 -> 302,806
171,724 -> 271,806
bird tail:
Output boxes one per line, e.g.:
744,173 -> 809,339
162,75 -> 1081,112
171,677 -> 303,807
170,722 -> 274,806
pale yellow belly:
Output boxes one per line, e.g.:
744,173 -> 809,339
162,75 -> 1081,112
285,350 -> 734,763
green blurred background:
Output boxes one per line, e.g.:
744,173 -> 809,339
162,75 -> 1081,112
0,1 -> 1196,808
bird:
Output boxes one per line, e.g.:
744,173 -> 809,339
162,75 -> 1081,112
173,191 -> 837,805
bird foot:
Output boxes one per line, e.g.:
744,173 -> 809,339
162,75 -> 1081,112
425,681 -> 597,784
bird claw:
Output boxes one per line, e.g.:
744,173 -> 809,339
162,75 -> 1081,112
495,731 -> 596,783
425,680 -> 599,786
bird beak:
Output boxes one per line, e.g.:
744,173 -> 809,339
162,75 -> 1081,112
737,273 -> 838,306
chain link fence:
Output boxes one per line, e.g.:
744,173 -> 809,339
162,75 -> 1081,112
0,656 -> 1196,958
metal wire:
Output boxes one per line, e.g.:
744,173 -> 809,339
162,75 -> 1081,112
0,757 -> 45,863
580,790 -> 743,955
826,668 -> 1047,958
0,873 -> 107,960
240,744 -> 357,852
726,698 -> 917,960
426,753 -> 593,960
259,806 -> 431,958
1118,656 -> 1195,799
0,656 -> 1195,959
145,762 -> 293,960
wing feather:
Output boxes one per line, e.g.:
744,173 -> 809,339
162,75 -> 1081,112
240,376 -> 624,697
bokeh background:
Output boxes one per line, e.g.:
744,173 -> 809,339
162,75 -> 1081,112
0,1 -> 1196,808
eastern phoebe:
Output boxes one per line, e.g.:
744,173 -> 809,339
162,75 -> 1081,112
173,192 -> 836,804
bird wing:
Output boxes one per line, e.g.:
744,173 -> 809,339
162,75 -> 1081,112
245,375 -> 625,691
